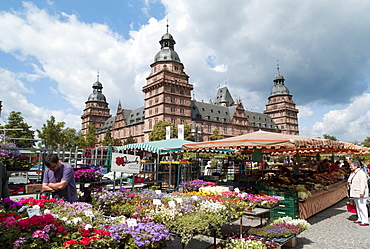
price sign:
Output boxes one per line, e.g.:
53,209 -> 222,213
168,201 -> 176,208
127,218 -> 138,227
155,190 -> 162,195
234,188 -> 240,193
27,207 -> 41,217
153,199 -> 162,205
84,210 -> 94,217
175,198 -> 183,203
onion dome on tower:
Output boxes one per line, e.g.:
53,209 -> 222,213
154,24 -> 181,63
270,67 -> 290,97
87,74 -> 107,102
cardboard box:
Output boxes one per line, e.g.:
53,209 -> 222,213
25,184 -> 42,194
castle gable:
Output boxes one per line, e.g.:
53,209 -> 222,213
191,100 -> 231,123
245,110 -> 278,130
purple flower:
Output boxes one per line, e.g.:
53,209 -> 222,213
13,237 -> 25,249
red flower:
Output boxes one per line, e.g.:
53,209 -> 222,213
63,239 -> 78,247
57,226 -> 65,232
115,157 -> 125,166
80,237 -> 91,246
81,229 -> 91,237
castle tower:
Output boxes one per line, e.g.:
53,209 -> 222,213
81,74 -> 111,136
142,25 -> 194,141
264,66 -> 299,135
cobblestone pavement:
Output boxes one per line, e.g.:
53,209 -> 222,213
168,197 -> 369,249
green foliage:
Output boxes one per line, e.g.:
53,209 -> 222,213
60,127 -> 81,150
37,116 -> 66,149
323,134 -> 338,141
183,122 -> 194,141
209,128 -> 224,141
37,116 -> 84,150
363,137 -> 370,147
149,121 -> 177,141
123,135 -> 137,145
85,123 -> 97,148
102,129 -> 121,146
1,111 -> 35,148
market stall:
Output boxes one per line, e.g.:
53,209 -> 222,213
182,130 -> 370,219
298,180 -> 348,219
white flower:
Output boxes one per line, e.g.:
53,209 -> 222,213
32,205 -> 40,209
73,217 -> 82,224
43,209 -> 50,214
85,224 -> 93,230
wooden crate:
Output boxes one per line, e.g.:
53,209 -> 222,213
25,184 -> 42,193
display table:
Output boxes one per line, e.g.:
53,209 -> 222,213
299,181 -> 347,219
244,207 -> 273,226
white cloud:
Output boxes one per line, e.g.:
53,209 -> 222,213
297,105 -> 313,118
312,93 -> 370,142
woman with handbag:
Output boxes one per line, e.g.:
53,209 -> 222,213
348,160 -> 369,226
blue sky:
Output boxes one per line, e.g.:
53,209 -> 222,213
1,0 -> 370,143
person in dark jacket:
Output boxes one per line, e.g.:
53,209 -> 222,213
0,161 -> 10,198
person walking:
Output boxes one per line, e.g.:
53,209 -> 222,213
42,153 -> 78,202
348,160 -> 369,226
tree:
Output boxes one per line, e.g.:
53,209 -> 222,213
209,128 -> 224,141
102,129 -> 121,146
182,122 -> 194,141
37,116 -> 66,149
1,111 -> 35,148
85,123 -> 97,148
60,127 -> 81,150
323,134 -> 338,141
362,137 -> 370,148
149,121 -> 177,141
124,136 -> 137,145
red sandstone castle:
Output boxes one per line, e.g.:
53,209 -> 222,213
81,29 -> 299,144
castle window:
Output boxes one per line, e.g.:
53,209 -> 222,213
180,109 -> 184,114
201,108 -> 205,111
171,88 -> 175,93
217,110 -> 220,114
180,90 -> 184,94
225,112 -> 228,115
208,125 -> 211,132
155,97 -> 159,103
180,99 -> 184,104
174,66 -> 179,71
149,120 -> 152,129
210,109 -> 213,113
155,108 -> 158,114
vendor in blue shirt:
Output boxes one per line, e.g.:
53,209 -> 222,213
42,153 -> 78,202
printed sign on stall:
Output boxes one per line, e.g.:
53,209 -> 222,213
111,153 -> 140,173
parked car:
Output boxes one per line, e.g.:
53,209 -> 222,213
23,163 -> 45,179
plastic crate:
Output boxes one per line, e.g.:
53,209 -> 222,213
270,209 -> 299,219
268,189 -> 298,199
